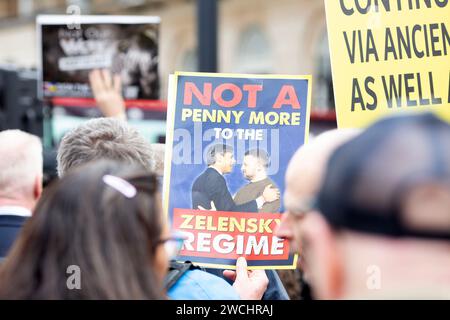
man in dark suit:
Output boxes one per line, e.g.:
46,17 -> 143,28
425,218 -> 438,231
192,144 -> 279,211
0,130 -> 43,258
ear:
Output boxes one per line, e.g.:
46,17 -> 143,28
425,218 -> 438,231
215,153 -> 224,164
33,174 -> 43,201
402,184 -> 450,232
256,161 -> 265,172
300,212 -> 344,299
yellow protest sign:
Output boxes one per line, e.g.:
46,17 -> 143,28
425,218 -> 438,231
325,0 -> 450,128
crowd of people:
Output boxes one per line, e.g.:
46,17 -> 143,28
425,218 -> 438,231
0,69 -> 449,300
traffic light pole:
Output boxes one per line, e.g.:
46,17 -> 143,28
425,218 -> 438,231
197,0 -> 218,72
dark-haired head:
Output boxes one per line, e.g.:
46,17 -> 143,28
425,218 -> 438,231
0,159 -> 168,299
206,143 -> 235,174
206,143 -> 234,166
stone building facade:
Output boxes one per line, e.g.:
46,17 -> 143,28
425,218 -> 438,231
0,0 -> 334,111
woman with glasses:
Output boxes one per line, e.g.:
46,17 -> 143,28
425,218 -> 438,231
0,159 -> 267,299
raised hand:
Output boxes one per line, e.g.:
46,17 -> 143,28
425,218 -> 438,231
89,69 -> 126,120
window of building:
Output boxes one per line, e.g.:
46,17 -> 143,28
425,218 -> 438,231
179,49 -> 198,72
236,24 -> 272,74
17,0 -> 34,17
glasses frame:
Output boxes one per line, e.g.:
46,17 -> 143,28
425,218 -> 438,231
155,234 -> 187,259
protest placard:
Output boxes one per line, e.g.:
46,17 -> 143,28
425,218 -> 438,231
163,72 -> 312,269
37,15 -> 159,100
325,0 -> 450,128
36,15 -> 164,146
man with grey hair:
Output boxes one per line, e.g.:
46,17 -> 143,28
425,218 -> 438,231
57,117 -> 153,177
0,130 -> 43,257
148,143 -> 165,176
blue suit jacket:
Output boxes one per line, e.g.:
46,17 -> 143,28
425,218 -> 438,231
0,215 -> 27,257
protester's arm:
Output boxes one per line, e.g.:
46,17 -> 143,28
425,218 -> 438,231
89,69 -> 127,120
223,257 -> 269,300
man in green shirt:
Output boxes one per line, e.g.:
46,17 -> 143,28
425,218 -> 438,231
234,149 -> 281,213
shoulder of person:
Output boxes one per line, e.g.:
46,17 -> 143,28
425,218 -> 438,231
206,168 -> 226,185
266,177 -> 279,187
235,182 -> 252,193
168,269 -> 240,300
193,168 -> 218,186
0,215 -> 29,226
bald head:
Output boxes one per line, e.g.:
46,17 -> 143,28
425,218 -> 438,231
285,129 -> 360,202
276,129 -> 360,257
0,130 -> 43,205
